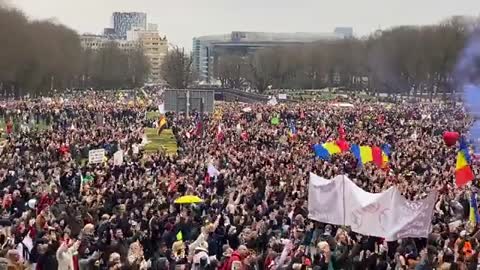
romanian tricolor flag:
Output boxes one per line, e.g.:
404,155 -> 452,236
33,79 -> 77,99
351,144 -> 389,168
313,141 -> 346,160
469,192 -> 480,227
456,138 -> 475,187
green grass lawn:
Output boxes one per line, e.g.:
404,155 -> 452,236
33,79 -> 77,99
146,111 -> 161,121
144,128 -> 178,156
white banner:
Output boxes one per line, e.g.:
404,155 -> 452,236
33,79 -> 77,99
88,149 -> 105,164
308,173 -> 437,241
278,94 -> 287,100
267,97 -> 278,106
113,150 -> 123,166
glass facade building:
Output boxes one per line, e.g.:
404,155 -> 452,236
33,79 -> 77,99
112,12 -> 147,39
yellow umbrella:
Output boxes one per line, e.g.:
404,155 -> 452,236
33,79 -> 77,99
174,195 -> 204,204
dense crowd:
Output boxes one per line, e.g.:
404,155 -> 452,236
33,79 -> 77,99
0,92 -> 478,270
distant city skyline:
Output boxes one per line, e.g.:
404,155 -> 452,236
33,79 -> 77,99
6,0 -> 480,50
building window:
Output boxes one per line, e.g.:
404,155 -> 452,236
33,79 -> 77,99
152,43 -> 158,45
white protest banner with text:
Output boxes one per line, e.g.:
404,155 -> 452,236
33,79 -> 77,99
308,173 -> 437,241
308,173 -> 345,226
88,149 -> 105,164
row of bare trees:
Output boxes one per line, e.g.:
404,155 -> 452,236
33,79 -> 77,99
213,16 -> 479,96
0,4 -> 150,97
81,45 -> 150,90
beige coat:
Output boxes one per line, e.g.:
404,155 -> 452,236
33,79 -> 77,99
56,243 -> 78,270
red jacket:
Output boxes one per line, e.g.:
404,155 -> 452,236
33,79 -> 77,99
223,252 -> 243,270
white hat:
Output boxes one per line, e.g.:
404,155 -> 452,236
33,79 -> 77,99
194,241 -> 209,253
27,199 -> 37,209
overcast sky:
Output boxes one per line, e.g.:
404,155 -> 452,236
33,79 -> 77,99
6,0 -> 480,50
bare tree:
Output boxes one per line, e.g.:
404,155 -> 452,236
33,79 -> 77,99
214,55 -> 247,89
0,3 -> 151,97
160,46 -> 193,89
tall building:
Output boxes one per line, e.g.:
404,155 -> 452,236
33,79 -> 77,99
103,28 -> 115,36
192,34 -> 230,83
192,30 -> 351,82
136,30 -> 168,82
81,12 -> 168,82
112,12 -> 147,39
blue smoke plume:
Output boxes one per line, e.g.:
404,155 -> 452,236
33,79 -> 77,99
455,30 -> 480,152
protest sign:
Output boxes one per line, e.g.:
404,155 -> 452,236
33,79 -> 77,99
308,173 -> 437,241
88,149 -> 105,164
113,150 -> 123,166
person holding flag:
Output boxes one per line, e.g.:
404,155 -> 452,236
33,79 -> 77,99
157,115 -> 167,135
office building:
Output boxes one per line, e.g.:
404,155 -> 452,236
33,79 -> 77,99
192,30 -> 352,82
80,34 -> 140,51
112,12 -> 147,39
136,30 -> 168,82
81,12 -> 168,82
334,27 -> 354,38
103,28 -> 116,37
192,34 -> 230,83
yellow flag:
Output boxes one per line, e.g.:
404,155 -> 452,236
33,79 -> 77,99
176,231 -> 183,241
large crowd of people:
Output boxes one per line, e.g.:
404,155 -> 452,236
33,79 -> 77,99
0,91 -> 478,270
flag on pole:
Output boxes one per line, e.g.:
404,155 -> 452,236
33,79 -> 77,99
456,151 -> 475,187
456,137 -> 475,187
158,116 -> 167,135
469,192 -> 480,227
